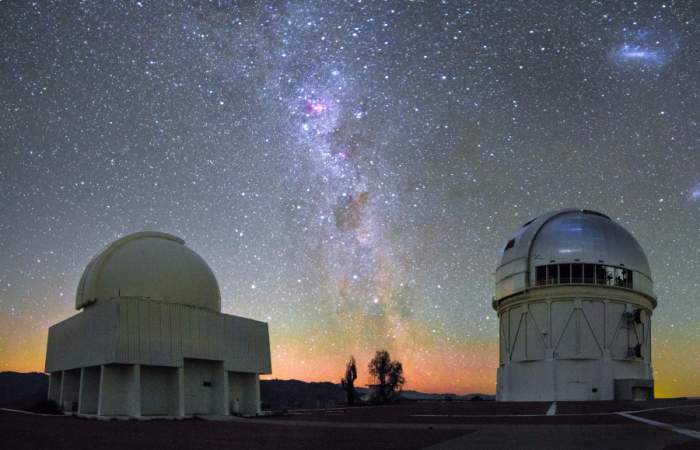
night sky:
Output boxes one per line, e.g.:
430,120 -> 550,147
0,1 -> 698,396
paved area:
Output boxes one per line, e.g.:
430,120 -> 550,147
0,410 -> 464,450
426,423 -> 698,450
2,399 -> 700,449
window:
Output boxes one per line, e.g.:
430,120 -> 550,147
581,210 -> 611,220
559,264 -> 571,284
613,268 -> 624,287
595,265 -> 608,285
617,268 -> 633,289
533,263 -> 635,290
546,264 -> 558,285
504,239 -> 516,251
571,264 -> 583,283
535,266 -> 547,286
605,266 -> 616,286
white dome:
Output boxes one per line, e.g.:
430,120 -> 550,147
529,211 -> 651,276
495,209 -> 654,302
76,231 -> 221,312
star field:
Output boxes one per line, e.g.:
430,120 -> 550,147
0,1 -> 698,396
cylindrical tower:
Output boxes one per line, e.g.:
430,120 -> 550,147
493,209 -> 656,401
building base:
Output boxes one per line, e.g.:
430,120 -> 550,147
48,361 -> 261,418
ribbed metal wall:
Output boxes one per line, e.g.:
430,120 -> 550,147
46,297 -> 271,374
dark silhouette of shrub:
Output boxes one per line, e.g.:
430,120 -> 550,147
340,356 -> 358,405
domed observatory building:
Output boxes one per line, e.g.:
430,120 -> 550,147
493,209 -> 656,401
45,232 -> 271,418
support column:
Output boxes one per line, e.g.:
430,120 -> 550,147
47,373 -> 53,401
177,366 -> 185,417
58,370 -> 65,408
97,366 -> 105,416
77,368 -> 85,414
48,372 -> 62,403
252,375 -> 261,415
128,364 -> 141,418
217,366 -> 229,415
600,299 -> 613,400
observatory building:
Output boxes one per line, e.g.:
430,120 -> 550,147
493,209 -> 656,401
45,231 -> 271,418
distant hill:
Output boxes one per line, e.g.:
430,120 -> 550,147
400,390 -> 459,401
0,372 -> 49,408
400,390 -> 495,401
0,372 -> 491,411
261,379 -> 364,409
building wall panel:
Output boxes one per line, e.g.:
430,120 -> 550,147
141,365 -> 178,416
551,302 -> 575,358
99,364 -> 139,416
582,300 -> 605,349
45,302 -> 119,372
607,302 -> 628,360
496,293 -> 653,401
46,298 -> 272,374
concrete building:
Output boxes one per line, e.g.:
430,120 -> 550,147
493,209 -> 656,401
45,231 -> 271,418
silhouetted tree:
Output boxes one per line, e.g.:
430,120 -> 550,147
340,356 -> 358,405
368,350 -> 404,403
388,361 -> 405,394
368,350 -> 391,391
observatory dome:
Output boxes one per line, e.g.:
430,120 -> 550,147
75,231 -> 221,312
493,210 -> 657,401
495,209 -> 654,302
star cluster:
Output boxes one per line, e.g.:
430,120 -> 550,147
0,1 -> 698,396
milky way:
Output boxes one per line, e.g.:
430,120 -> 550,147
0,1 -> 698,395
